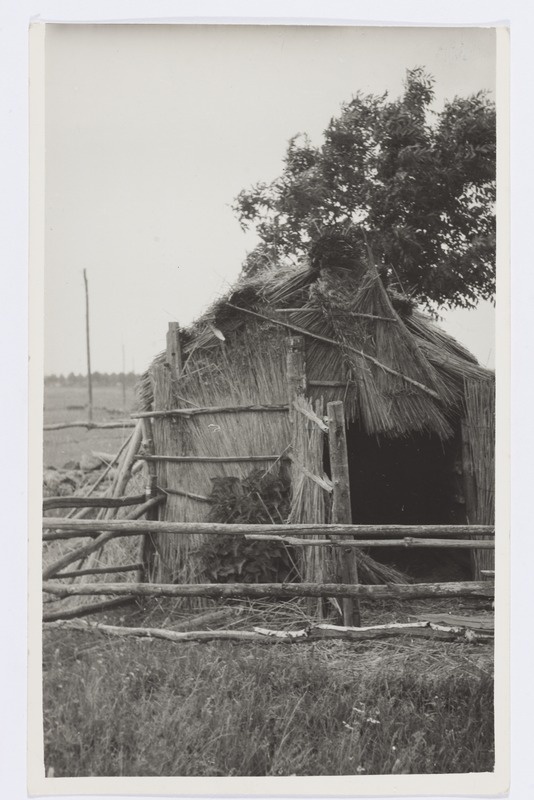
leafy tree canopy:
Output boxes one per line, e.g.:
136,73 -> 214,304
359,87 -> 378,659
234,68 -> 496,309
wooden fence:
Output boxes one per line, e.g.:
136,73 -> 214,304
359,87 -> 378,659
43,513 -> 495,640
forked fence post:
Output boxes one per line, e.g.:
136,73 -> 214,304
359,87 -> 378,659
327,401 -> 361,627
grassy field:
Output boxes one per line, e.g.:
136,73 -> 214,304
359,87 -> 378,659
43,385 -> 137,468
41,383 -> 495,778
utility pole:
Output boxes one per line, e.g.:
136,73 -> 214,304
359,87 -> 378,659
121,342 -> 127,413
83,269 -> 93,423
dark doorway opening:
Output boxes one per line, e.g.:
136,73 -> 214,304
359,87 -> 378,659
343,426 -> 470,581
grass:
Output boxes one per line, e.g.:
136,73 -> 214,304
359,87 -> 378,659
43,385 -> 137,468
42,605 -> 494,778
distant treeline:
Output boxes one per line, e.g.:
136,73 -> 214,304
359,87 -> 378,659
45,372 -> 140,388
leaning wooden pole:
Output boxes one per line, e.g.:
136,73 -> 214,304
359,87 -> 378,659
327,400 -> 361,627
83,268 -> 93,424
42,496 -> 163,579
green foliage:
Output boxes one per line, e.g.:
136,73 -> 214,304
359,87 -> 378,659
234,67 -> 496,309
199,470 -> 296,583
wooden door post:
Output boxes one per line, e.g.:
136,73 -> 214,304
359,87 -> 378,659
327,400 -> 361,627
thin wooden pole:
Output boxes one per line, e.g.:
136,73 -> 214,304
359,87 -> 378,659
121,343 -> 127,413
43,619 -> 493,644
136,454 -> 291,464
43,420 -> 136,431
43,596 -> 137,623
54,563 -> 144,579
111,420 -> 143,500
327,400 -> 360,627
43,494 -> 147,511
42,519 -> 495,538
42,580 -> 495,601
83,269 -> 93,423
42,496 -> 163,579
132,404 -> 290,419
242,535 -> 495,549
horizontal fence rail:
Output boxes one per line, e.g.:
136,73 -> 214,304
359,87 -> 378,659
135,454 -> 292,465
43,494 -> 148,511
42,518 -> 495,541
53,563 -> 144,579
243,535 -> 494,550
132,404 -> 290,419
43,580 -> 494,601
44,420 -> 136,431
44,619 -> 493,644
159,486 -> 213,503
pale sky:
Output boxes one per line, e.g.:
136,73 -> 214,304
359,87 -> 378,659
44,24 -> 497,375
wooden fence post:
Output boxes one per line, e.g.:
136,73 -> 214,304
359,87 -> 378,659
327,400 -> 361,627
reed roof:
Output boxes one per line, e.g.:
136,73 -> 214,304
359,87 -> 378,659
139,256 -> 492,440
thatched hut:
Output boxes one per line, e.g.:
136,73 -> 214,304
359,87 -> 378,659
137,251 -> 494,591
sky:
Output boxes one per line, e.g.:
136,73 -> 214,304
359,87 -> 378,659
44,23 -> 497,375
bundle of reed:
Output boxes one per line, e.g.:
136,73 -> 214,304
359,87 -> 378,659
288,397 -> 333,617
354,551 -> 408,586
148,325 -> 292,608
464,376 -> 495,577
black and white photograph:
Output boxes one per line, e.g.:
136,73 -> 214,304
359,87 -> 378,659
27,17 -> 509,797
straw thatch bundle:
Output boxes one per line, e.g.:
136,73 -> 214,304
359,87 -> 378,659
463,376 -> 495,576
288,397 -> 333,616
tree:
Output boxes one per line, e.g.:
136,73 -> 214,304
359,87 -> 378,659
234,68 -> 496,309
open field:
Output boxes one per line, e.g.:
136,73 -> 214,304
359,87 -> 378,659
43,384 -> 137,468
